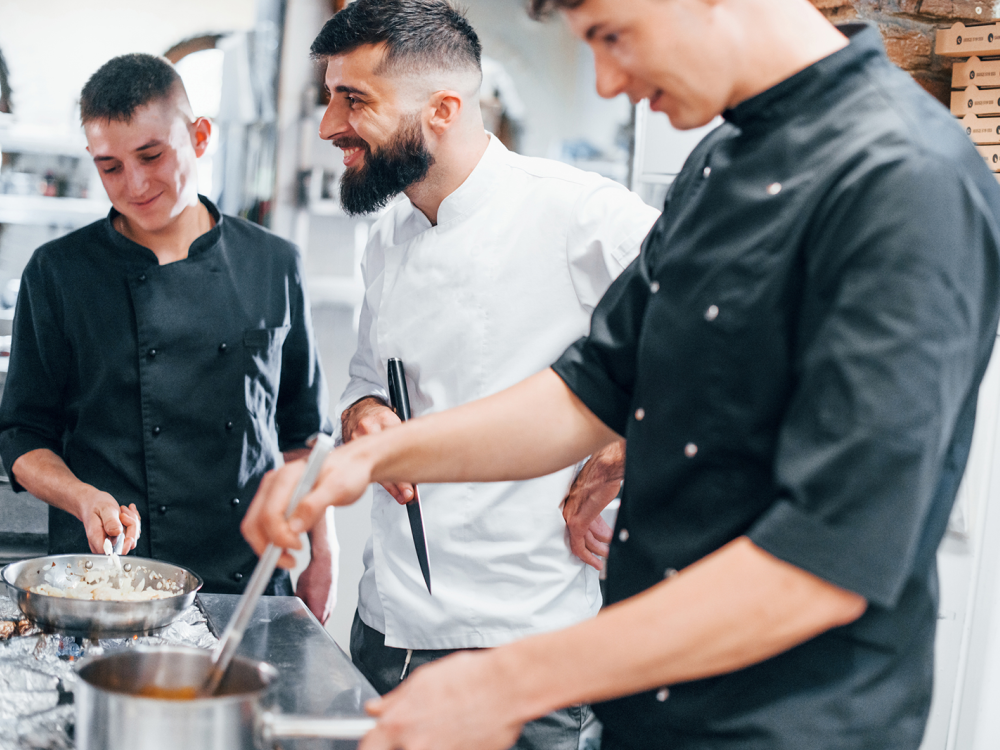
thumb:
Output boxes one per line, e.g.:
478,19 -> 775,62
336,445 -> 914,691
288,489 -> 329,535
99,504 -> 124,537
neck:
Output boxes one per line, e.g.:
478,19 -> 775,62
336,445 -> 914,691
405,127 -> 491,226
114,198 -> 213,264
724,0 -> 848,109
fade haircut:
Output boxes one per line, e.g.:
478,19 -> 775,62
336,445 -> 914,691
527,0 -> 584,19
80,53 -> 183,124
311,0 -> 482,79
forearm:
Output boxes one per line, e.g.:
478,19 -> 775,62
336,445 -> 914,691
306,506 -> 336,563
12,448 -> 99,521
352,369 -> 619,486
490,537 -> 868,722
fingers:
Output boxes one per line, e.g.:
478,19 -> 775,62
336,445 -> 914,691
242,463 -> 306,554
120,503 -> 142,554
380,481 -> 415,505
589,515 -> 613,544
98,503 -> 124,538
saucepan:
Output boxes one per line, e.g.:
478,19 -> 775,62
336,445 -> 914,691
75,647 -> 377,750
1,554 -> 202,637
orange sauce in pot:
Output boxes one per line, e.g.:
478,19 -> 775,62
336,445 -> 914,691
135,685 -> 199,700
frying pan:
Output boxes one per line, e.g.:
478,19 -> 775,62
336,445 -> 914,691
1,554 -> 202,637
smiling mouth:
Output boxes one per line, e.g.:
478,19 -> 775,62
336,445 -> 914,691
341,146 -> 365,167
131,193 -> 162,208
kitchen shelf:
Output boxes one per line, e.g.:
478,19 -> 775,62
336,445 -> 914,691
0,194 -> 110,227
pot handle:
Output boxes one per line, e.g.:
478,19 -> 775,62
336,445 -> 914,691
261,712 -> 377,743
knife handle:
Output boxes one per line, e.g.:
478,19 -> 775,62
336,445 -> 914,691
387,358 -> 412,422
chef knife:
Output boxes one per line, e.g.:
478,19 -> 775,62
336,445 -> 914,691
387,358 -> 433,595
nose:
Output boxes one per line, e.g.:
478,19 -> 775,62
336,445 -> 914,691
319,99 -> 351,142
593,52 -> 630,100
124,164 -> 149,196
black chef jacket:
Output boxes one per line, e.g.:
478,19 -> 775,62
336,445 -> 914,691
0,196 -> 331,594
553,25 -> 1000,750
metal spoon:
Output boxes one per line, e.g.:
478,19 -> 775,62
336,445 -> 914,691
200,434 -> 335,696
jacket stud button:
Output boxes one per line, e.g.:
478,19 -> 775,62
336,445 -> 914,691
705,305 -> 719,321
233,572 -> 244,582
656,688 -> 670,702
664,568 -> 678,579
138,274 -> 147,282
684,443 -> 698,458
618,528 -> 629,542
635,407 -> 645,421
152,426 -> 162,436
702,166 -> 711,178
158,505 -> 167,515
767,182 -> 782,196
649,281 -> 660,293
231,498 -> 240,507
148,348 -> 157,358
219,342 -> 228,353
225,421 -> 234,431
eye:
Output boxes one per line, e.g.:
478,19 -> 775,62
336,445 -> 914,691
345,95 -> 362,110
602,31 -> 619,46
101,165 -> 121,175
141,153 -> 162,163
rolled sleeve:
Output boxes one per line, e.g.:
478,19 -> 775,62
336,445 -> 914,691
748,158 -> 999,607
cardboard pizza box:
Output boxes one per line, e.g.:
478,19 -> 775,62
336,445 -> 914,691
936,22 -> 1000,57
951,86 -> 1000,116
953,57 -> 1000,89
961,113 -> 1000,144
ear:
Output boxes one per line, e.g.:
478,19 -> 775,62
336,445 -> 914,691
426,90 -> 463,136
192,116 -> 213,157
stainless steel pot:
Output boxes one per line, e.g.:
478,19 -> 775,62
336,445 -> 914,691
2,554 -> 202,637
75,647 -> 376,750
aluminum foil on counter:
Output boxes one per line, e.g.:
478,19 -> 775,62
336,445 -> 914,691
0,594 -> 217,750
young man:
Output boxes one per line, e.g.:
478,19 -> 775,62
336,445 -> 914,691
306,2 -> 657,748
244,0 -> 1000,747
0,54 -> 337,619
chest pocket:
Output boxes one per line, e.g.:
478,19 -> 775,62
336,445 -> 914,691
244,326 -> 289,421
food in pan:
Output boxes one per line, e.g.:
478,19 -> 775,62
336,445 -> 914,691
29,561 -> 182,601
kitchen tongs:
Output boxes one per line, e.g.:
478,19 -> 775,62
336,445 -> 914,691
200,433 -> 335,696
387,358 -> 433,594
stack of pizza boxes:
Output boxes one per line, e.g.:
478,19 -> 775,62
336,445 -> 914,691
939,22 -> 1000,182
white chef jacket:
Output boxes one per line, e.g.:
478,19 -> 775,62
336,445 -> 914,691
337,135 -> 660,649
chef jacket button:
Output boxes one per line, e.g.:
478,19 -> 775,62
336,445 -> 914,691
158,505 -> 167,515
635,407 -> 645,421
702,166 -> 711,179
138,273 -> 147,282
152,426 -> 162,436
618,528 -> 630,542
684,443 -> 698,458
767,182 -> 782,196
225,421 -> 234,431
649,280 -> 660,294
705,305 -> 719,321
656,688 -> 670,702
219,342 -> 228,353
664,568 -> 678,579
233,572 -> 244,582
148,348 -> 158,358
231,497 -> 240,507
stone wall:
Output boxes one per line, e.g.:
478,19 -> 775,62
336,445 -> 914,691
812,0 -> 997,103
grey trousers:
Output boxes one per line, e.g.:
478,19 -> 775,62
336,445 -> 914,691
350,611 -> 601,750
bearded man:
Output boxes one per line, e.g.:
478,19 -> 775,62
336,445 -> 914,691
308,2 -> 658,748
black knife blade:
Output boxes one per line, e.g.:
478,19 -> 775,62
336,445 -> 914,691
387,358 -> 432,594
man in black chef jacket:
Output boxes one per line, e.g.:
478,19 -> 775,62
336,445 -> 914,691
0,54 -> 336,616
243,0 -> 1000,747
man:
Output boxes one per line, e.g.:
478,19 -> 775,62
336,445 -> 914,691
308,2 -> 657,747
244,0 -> 1000,747
0,54 -> 337,618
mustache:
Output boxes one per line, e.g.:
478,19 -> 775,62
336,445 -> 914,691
333,136 -> 369,153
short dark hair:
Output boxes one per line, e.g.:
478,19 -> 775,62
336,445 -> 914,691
80,53 -> 182,124
527,0 -> 584,19
311,0 -> 482,78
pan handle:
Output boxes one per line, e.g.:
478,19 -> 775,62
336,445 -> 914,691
260,712 -> 377,743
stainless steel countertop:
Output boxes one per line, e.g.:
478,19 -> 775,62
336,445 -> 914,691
199,594 -> 379,750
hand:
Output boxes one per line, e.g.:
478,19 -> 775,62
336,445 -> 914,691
119,503 -> 141,554
361,651 -> 526,750
342,396 -> 415,504
242,448 -> 371,568
296,553 -> 336,624
78,490 -> 134,554
563,439 -> 625,570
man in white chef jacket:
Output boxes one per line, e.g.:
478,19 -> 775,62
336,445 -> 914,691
308,1 -> 658,747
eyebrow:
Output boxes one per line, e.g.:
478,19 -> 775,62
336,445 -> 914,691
92,140 -> 163,162
334,85 -> 368,97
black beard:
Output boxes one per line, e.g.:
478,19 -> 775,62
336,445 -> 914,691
339,116 -> 434,216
